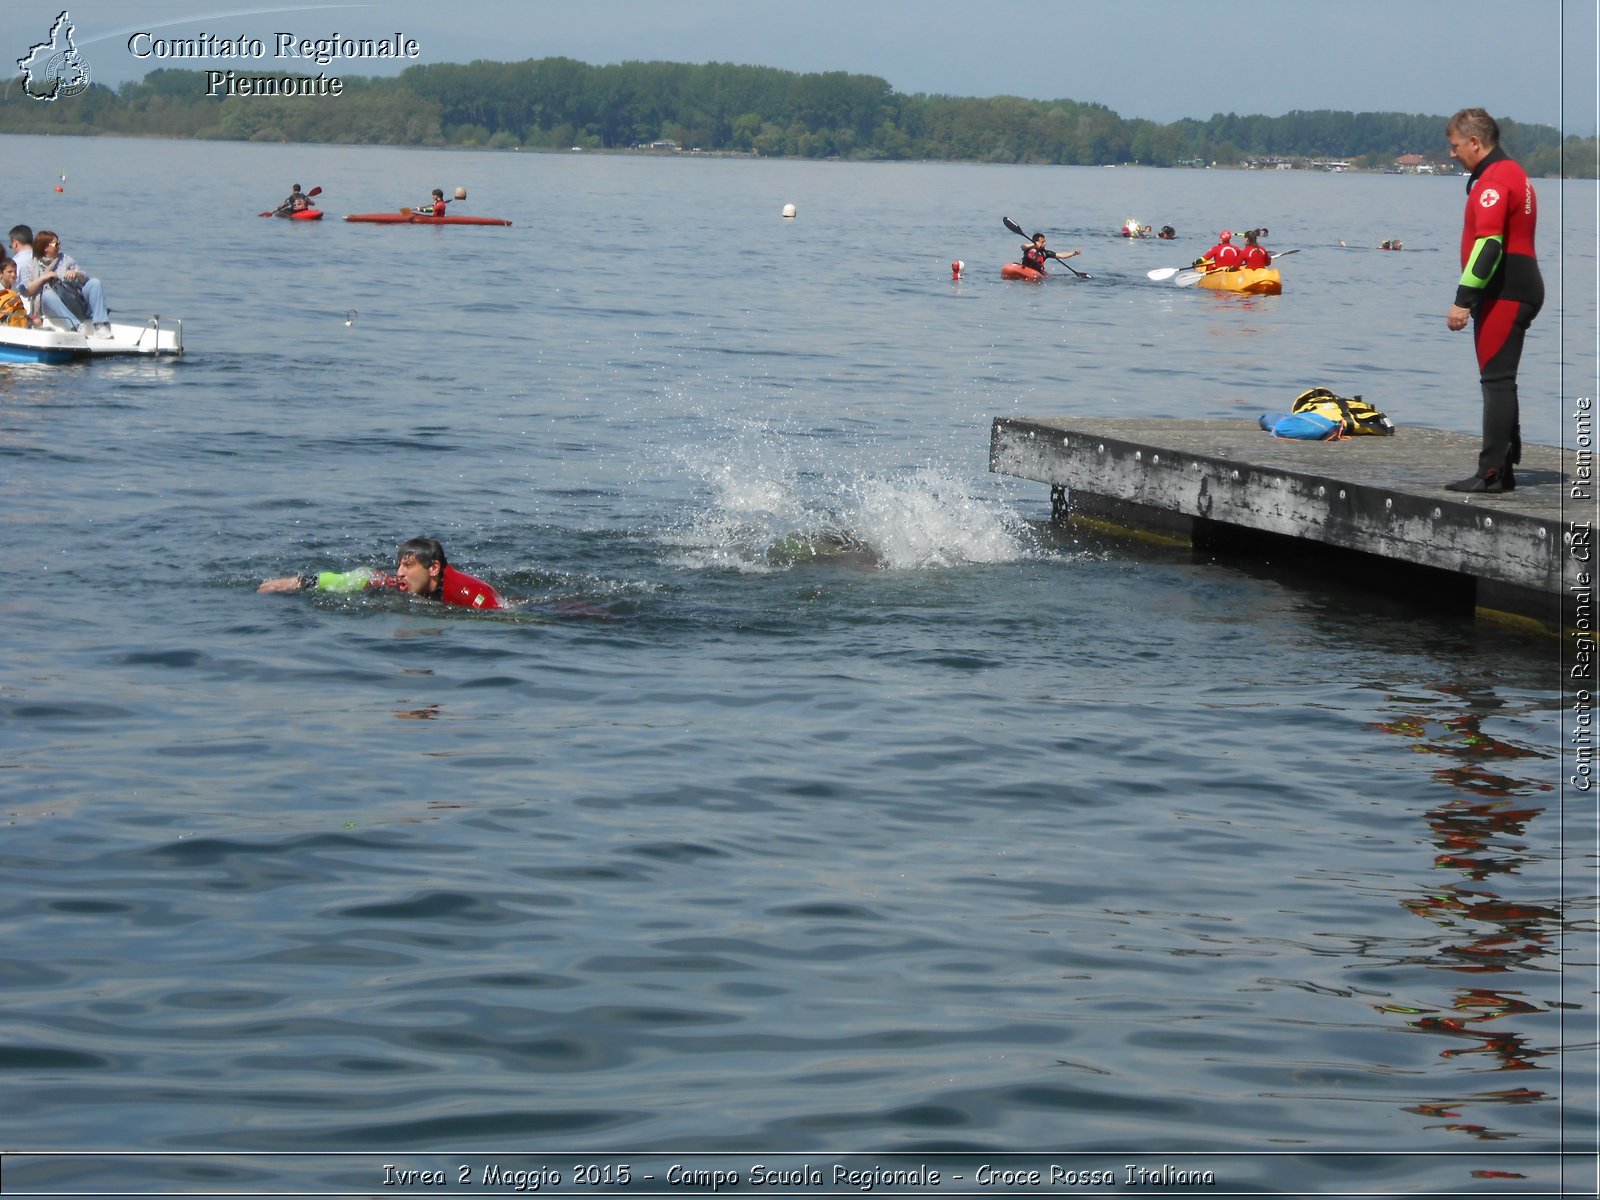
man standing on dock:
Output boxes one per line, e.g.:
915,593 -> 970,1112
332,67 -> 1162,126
1443,107 -> 1543,494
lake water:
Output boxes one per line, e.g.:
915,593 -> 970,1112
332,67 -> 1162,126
1,136 -> 1594,1196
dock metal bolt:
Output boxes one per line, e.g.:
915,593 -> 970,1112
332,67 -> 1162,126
1135,451 -> 1142,461
1339,489 -> 1347,500
1231,470 -> 1240,480
1097,443 -> 1105,453
1385,498 -> 1393,510
1484,517 -> 1494,529
1432,507 -> 1442,519
1317,486 -> 1326,497
1152,454 -> 1160,465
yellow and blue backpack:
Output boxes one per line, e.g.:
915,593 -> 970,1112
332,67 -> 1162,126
1259,387 -> 1395,440
1290,387 -> 1395,435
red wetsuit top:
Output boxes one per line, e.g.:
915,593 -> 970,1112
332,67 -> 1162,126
1455,145 -> 1542,310
434,564 -> 504,609
1201,241 -> 1242,271
370,564 -> 506,609
1241,244 -> 1271,269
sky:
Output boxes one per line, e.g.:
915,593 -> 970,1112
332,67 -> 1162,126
4,0 -> 1597,136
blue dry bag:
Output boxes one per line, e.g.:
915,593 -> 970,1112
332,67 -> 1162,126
1258,411 -> 1344,440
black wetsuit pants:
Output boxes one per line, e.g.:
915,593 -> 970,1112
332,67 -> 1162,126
1472,297 -> 1539,479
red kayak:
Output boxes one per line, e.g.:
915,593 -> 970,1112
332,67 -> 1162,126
1001,262 -> 1047,281
277,208 -> 323,221
344,212 -> 513,226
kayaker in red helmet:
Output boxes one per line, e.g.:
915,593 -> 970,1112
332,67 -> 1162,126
1194,229 -> 1243,273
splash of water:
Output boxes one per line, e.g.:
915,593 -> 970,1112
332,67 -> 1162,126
847,467 -> 1034,570
664,435 -> 1037,573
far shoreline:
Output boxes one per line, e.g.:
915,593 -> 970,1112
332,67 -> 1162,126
0,128 -> 1489,178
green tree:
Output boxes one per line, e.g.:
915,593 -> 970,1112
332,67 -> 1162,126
0,57 -> 1582,177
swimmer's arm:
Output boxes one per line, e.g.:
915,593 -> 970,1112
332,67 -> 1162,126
258,569 -> 380,594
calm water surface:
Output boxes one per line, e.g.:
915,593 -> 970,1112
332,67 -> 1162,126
1,137 -> 1593,1195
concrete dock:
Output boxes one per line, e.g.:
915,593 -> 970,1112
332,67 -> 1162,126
990,417 -> 1586,632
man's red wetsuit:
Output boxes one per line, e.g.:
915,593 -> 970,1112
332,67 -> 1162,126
310,564 -> 507,610
388,564 -> 505,610
1456,144 -> 1543,482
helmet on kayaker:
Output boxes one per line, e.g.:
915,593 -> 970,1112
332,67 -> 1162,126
1218,229 -> 1233,241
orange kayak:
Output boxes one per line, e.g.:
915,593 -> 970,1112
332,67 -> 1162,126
1195,268 -> 1281,295
1001,262 -> 1048,281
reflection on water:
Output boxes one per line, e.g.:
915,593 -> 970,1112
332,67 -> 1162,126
1374,682 -> 1563,1149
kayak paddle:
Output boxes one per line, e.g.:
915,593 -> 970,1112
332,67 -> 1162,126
1002,216 -> 1091,279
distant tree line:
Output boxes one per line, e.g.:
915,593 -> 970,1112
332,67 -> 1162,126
1,57 -> 1591,178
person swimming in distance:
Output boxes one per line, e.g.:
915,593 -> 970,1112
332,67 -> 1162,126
259,537 -> 506,610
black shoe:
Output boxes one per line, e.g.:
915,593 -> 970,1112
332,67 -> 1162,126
1445,471 -> 1506,494
1502,464 -> 1516,490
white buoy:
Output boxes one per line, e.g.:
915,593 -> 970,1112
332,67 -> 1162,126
454,186 -> 467,200
781,203 -> 797,219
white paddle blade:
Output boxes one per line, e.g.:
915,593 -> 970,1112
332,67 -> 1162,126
1147,267 -> 1183,281
1174,271 -> 1206,287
